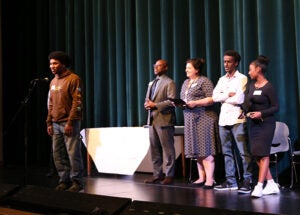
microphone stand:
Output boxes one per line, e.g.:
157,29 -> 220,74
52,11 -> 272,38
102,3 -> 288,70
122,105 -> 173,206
4,80 -> 38,185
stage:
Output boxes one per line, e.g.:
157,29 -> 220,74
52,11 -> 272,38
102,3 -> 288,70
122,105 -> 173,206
0,165 -> 299,214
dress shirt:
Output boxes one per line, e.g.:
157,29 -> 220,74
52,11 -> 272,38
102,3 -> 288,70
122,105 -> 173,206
213,70 -> 248,126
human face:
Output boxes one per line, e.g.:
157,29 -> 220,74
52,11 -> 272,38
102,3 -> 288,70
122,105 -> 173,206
49,59 -> 65,75
153,60 -> 167,76
248,63 -> 259,80
185,62 -> 198,79
223,55 -> 238,74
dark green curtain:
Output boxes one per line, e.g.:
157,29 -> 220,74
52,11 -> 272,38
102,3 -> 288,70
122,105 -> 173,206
2,0 -> 300,166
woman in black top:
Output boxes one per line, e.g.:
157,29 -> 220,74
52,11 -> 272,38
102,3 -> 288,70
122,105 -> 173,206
244,55 -> 280,198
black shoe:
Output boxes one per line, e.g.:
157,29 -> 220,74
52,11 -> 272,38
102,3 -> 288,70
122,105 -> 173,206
160,177 -> 174,185
238,179 -> 252,194
55,183 -> 70,191
67,181 -> 83,192
144,176 -> 164,184
190,181 -> 205,187
203,184 -> 214,189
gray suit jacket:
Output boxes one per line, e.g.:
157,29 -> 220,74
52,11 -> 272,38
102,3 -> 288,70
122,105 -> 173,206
145,74 -> 176,126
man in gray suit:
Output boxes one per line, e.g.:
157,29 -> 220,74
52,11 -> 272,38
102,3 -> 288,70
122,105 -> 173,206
144,59 -> 176,185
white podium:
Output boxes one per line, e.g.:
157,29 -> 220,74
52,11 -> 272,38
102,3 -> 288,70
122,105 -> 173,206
81,126 -> 185,176
81,127 -> 150,175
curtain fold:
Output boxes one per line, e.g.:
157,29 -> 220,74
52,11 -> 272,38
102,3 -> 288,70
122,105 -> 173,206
2,0 -> 300,164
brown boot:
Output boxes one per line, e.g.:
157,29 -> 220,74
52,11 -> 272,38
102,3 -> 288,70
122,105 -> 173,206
160,177 -> 174,185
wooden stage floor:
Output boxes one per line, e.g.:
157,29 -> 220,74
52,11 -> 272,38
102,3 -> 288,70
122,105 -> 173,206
0,165 -> 299,215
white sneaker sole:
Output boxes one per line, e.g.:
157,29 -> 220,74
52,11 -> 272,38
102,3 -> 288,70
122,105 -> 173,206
251,193 -> 262,198
214,187 -> 238,191
262,190 -> 280,195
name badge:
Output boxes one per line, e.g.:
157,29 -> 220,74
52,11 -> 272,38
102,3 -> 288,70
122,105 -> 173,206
191,83 -> 197,88
253,90 -> 262,95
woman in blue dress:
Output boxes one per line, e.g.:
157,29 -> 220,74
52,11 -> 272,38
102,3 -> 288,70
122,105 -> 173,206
180,58 -> 219,189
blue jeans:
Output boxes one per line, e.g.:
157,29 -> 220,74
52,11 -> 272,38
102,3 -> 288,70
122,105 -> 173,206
52,121 -> 84,186
219,123 -> 252,184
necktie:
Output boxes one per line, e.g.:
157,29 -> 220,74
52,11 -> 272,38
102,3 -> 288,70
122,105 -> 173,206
149,78 -> 159,99
148,78 -> 159,125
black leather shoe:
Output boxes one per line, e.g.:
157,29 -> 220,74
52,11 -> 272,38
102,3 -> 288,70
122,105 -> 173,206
160,177 -> 174,185
144,176 -> 164,184
203,184 -> 214,189
190,181 -> 205,187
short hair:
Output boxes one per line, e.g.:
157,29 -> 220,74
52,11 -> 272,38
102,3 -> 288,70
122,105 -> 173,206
224,50 -> 241,63
48,51 -> 71,67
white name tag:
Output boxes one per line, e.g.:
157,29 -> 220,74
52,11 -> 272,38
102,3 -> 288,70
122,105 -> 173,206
191,83 -> 197,88
253,90 -> 262,95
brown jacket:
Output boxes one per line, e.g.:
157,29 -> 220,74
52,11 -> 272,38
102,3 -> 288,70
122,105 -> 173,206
46,70 -> 83,126
145,74 -> 176,126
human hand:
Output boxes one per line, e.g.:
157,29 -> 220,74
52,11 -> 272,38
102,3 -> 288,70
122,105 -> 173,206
247,112 -> 262,120
64,124 -> 73,137
238,112 -> 246,119
144,99 -> 151,110
144,99 -> 156,110
47,125 -> 53,136
228,92 -> 236,97
186,101 -> 197,108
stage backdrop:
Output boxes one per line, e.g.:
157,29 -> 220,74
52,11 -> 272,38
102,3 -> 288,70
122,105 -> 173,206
1,0 -> 300,168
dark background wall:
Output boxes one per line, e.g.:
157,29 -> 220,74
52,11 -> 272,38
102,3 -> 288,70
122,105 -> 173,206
1,0 -> 299,169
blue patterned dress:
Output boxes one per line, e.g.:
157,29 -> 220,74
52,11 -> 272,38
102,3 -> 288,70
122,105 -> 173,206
180,76 -> 219,158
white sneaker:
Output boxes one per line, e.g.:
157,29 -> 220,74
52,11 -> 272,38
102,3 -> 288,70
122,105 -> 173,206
251,185 -> 263,198
262,182 -> 280,195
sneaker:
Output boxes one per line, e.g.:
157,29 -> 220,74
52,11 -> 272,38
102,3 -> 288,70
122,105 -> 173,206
214,181 -> 238,191
251,185 -> 263,198
55,183 -> 69,191
238,179 -> 252,194
67,181 -> 83,192
262,182 -> 280,195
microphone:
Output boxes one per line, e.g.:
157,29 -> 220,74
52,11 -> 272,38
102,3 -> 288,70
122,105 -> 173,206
30,77 -> 50,84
